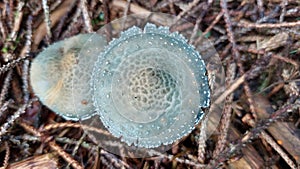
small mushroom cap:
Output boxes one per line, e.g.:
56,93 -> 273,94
30,34 -> 106,120
92,23 -> 210,148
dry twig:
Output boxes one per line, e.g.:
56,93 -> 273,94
18,121 -> 84,169
238,20 -> 300,28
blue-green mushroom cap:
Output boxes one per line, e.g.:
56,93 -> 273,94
30,34 -> 106,120
92,23 -> 210,148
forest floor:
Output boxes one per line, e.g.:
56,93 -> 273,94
0,0 -> 299,169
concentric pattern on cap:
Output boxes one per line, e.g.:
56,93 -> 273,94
30,34 -> 106,120
92,23 -> 210,148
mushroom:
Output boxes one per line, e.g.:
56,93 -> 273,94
92,23 -> 210,148
30,34 -> 106,120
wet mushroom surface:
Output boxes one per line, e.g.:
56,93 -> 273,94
30,34 -> 106,120
92,23 -> 210,148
